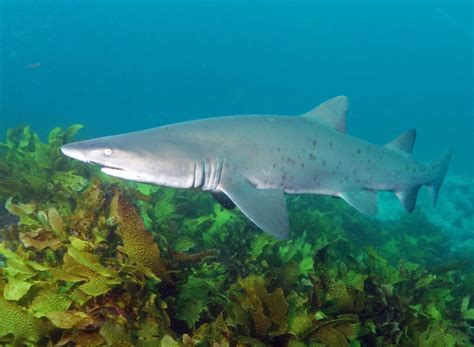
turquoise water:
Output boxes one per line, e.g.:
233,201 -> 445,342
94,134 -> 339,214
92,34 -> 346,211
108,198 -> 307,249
0,2 -> 473,345
1,1 -> 472,175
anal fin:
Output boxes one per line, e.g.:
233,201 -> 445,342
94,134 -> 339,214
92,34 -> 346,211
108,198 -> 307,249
395,185 -> 421,213
218,176 -> 289,239
339,190 -> 378,215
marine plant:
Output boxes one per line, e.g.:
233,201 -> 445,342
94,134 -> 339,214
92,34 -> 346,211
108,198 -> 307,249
0,125 -> 87,203
0,126 -> 472,346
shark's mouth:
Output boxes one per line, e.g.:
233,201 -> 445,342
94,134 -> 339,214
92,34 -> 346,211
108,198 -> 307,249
100,166 -> 124,174
101,166 -> 143,180
88,161 -> 122,171
87,161 -> 141,181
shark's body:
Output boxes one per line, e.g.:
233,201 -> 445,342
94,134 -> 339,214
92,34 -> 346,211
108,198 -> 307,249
61,96 -> 451,239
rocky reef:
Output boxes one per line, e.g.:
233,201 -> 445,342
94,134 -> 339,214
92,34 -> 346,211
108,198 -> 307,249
0,125 -> 472,346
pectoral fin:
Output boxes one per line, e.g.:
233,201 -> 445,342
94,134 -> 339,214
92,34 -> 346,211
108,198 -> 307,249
339,190 -> 378,215
218,177 -> 289,239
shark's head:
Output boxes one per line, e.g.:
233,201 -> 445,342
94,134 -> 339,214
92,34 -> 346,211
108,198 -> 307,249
61,130 -> 198,188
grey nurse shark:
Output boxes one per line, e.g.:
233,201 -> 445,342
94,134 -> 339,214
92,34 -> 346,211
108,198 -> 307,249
61,96 -> 452,239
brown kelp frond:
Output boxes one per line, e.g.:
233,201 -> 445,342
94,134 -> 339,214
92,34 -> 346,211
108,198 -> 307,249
110,190 -> 168,280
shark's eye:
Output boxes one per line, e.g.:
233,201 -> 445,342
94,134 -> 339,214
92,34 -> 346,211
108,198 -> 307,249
104,149 -> 113,156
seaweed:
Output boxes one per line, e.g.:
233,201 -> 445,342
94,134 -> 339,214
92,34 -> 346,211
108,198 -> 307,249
0,125 -> 472,346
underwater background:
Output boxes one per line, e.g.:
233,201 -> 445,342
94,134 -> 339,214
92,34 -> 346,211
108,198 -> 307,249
0,1 -> 473,346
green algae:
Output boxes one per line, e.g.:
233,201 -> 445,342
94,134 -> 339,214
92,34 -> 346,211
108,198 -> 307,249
0,125 -> 472,346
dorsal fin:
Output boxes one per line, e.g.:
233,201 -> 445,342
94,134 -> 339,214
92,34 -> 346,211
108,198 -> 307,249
301,96 -> 348,133
385,129 -> 416,155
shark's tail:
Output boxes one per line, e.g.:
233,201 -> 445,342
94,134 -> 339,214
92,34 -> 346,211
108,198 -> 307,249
395,149 -> 452,213
427,149 -> 453,207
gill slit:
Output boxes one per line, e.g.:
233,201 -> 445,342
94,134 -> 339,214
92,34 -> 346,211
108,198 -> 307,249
196,158 -> 224,190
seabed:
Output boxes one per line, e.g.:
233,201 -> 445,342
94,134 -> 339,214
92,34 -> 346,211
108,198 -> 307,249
0,125 -> 472,346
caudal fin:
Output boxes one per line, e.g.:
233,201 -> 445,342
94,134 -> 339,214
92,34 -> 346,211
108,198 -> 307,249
428,150 -> 453,207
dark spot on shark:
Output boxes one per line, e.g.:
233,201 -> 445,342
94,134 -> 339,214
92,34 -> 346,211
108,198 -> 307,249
312,139 -> 317,147
277,147 -> 281,152
301,163 -> 304,168
332,170 -> 336,175
356,149 -> 361,155
353,169 -> 357,175
309,153 -> 316,160
329,141 -> 333,147
322,159 -> 326,166
272,163 -> 277,168
367,159 -> 371,164
344,175 -> 349,181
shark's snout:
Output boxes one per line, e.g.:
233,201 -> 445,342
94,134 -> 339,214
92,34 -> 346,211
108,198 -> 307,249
61,144 -> 88,163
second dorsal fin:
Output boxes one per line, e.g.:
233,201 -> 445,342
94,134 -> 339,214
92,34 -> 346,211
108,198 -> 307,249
301,96 -> 348,133
385,129 -> 416,155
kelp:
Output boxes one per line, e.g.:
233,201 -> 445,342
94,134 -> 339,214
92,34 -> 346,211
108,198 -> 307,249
0,125 -> 87,204
0,125 -> 472,346
110,190 -> 168,280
